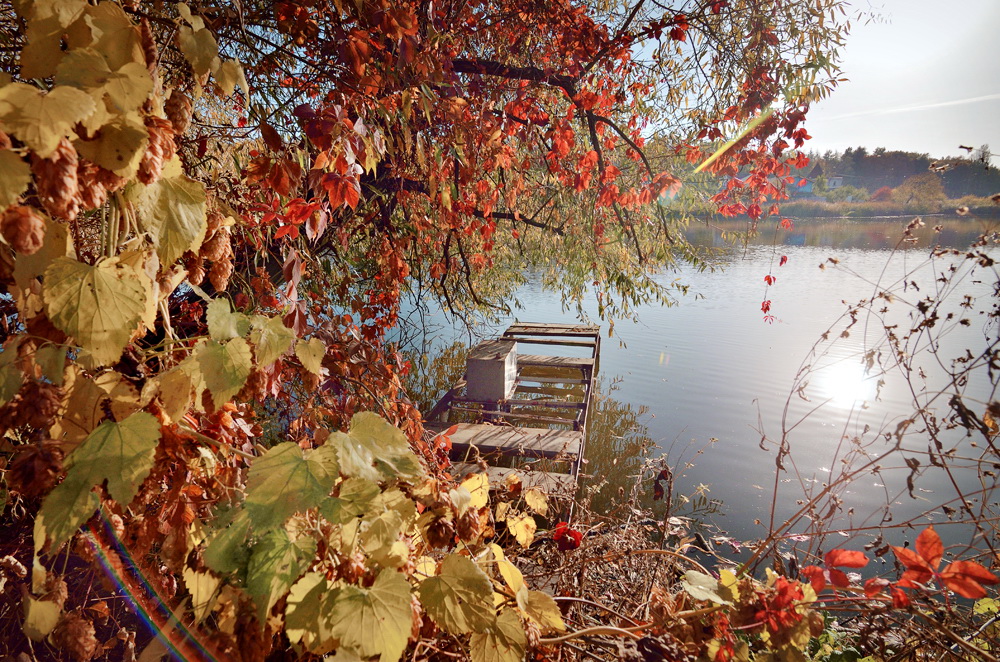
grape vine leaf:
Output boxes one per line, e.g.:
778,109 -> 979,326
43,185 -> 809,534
319,477 -> 381,524
328,412 -> 424,482
327,569 -> 413,662
40,412 -> 161,547
193,338 -> 252,410
131,173 -> 208,267
470,608 -> 526,662
247,527 -> 317,622
43,256 -> 151,367
0,149 -> 30,208
295,337 -> 325,376
285,572 -> 335,654
249,315 -> 295,366
419,553 -> 495,634
206,298 -> 250,341
0,83 -> 96,157
245,442 -> 339,531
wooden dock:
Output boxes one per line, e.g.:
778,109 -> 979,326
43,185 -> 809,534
425,322 -> 600,511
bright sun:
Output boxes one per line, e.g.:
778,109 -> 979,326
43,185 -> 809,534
818,361 -> 877,409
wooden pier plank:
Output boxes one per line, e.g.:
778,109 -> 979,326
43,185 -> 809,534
431,423 -> 582,459
518,354 -> 595,369
450,463 -> 576,495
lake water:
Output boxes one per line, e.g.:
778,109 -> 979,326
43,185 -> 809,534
403,216 -> 1000,555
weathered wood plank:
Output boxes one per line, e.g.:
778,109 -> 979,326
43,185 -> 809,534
450,406 -> 577,427
518,354 -> 595,369
508,337 -> 596,348
453,397 -> 585,409
434,423 -> 582,459
450,463 -> 576,495
516,375 -> 588,385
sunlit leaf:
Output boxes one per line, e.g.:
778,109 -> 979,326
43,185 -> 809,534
460,473 -> 489,511
285,572 -> 335,654
22,596 -> 61,641
55,48 -> 152,113
68,2 -> 143,70
247,527 -> 317,622
182,567 -> 221,623
0,149 -> 30,208
41,412 -> 161,547
43,256 -> 150,366
523,488 -> 548,516
329,412 -> 424,482
295,337 -> 325,376
328,569 -> 412,662
419,553 -> 495,634
215,59 -> 248,97
320,477 -> 381,524
681,570 -> 732,605
206,298 -> 250,341
507,513 -> 536,548
178,25 -> 219,76
249,315 -> 295,366
0,83 -> 96,157
194,338 -> 252,409
245,442 -> 339,531
470,608 -> 526,662
524,590 -> 565,633
131,173 -> 208,267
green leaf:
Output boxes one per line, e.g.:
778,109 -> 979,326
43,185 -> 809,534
470,608 -> 526,662
203,508 -> 251,574
194,338 -> 252,409
320,477 -> 381,524
285,572 -> 335,654
681,570 -> 732,605
43,256 -> 150,367
247,527 -> 317,622
249,315 -> 295,366
22,596 -> 61,641
419,553 -> 495,634
361,510 -> 407,567
34,343 -> 67,386
0,336 -> 24,406
0,149 -> 30,208
328,569 -> 412,662
206,298 -> 250,341
295,337 -> 325,376
245,442 -> 339,531
524,590 -> 565,633
0,83 -> 96,157
329,412 -> 425,482
131,173 -> 208,267
40,412 -> 161,547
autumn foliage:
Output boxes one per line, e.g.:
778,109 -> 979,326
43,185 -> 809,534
3,0 -> 995,661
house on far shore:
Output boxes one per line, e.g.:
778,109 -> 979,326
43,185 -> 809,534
826,175 -> 844,190
789,163 -> 824,198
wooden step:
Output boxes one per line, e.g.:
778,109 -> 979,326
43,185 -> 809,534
518,354 -> 595,369
510,337 -> 597,348
429,423 -> 582,460
516,375 -> 588,385
450,463 -> 576,496
505,322 -> 600,336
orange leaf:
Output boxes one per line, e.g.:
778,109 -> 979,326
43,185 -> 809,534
799,565 -> 825,593
914,526 -> 943,570
891,545 -> 934,577
825,549 -> 868,568
940,560 -> 999,599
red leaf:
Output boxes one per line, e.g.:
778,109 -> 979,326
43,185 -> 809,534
779,255 -> 788,267
760,299 -> 771,314
274,225 -> 297,240
799,565 -> 826,593
763,274 -> 775,286
825,549 -> 869,569
940,561 -> 999,599
827,568 -> 851,588
891,587 -> 910,608
914,527 -> 943,570
863,577 -> 889,598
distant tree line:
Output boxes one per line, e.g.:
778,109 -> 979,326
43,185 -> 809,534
803,145 -> 999,197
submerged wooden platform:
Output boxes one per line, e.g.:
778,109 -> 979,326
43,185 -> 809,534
426,322 -> 600,511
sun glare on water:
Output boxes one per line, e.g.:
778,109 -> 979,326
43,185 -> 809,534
818,361 -> 877,409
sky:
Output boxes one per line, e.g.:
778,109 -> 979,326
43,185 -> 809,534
804,0 -> 1000,161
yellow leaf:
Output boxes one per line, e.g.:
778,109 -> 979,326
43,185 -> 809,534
56,49 -> 152,114
75,114 -> 148,176
183,568 -> 221,623
50,367 -> 106,450
22,596 -> 61,641
215,59 -> 248,97
179,25 -> 219,76
523,487 -> 548,516
497,559 -> 524,595
20,16 -> 65,79
461,473 -> 490,511
524,590 -> 565,633
295,337 -> 325,376
94,371 -> 141,421
31,0 -> 87,26
0,83 -> 96,157
0,149 -> 30,208
13,211 -> 70,290
66,3 -> 143,70
507,513 -> 536,548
